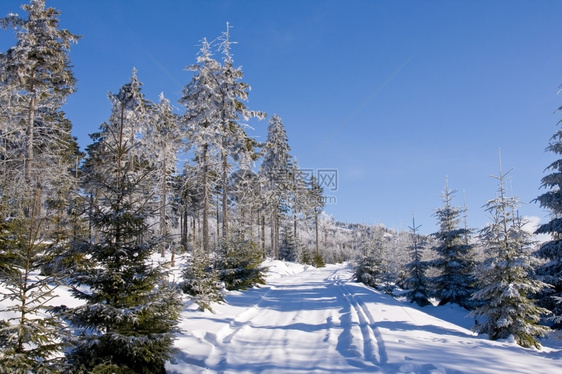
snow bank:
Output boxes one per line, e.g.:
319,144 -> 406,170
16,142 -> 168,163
262,259 -> 308,280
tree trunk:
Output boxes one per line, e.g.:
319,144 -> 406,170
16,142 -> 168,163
261,213 -> 265,258
270,208 -> 275,259
160,158 -> 167,257
274,206 -> 280,260
216,194 -> 220,247
222,153 -> 228,240
192,216 -> 197,255
202,146 -> 209,257
249,206 -> 253,241
315,212 -> 319,256
293,213 -> 297,243
181,208 -> 188,252
25,95 -> 35,185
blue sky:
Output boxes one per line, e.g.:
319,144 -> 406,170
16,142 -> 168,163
2,0 -> 562,234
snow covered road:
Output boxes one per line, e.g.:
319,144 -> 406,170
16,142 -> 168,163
168,262 -> 562,373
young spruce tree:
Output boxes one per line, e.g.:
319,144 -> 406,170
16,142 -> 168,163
0,193 -> 69,374
355,226 -> 388,290
430,180 -> 476,308
471,158 -> 550,348
403,217 -> 431,307
65,71 -> 182,373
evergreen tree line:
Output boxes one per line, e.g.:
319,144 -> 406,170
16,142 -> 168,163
355,154 -> 562,349
0,1 -> 326,373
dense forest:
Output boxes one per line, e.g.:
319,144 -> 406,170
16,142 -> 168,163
1,1 -> 562,373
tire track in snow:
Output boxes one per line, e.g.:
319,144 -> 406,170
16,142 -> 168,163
331,270 -> 388,366
205,285 -> 276,369
217,267 -> 355,372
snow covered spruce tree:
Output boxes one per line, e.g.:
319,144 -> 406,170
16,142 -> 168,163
355,225 -> 386,289
471,160 -> 550,348
180,255 -> 223,312
285,157 -> 309,259
259,114 -> 292,259
533,98 -> 562,327
279,226 -> 299,262
403,217 -> 431,307
0,0 -> 83,247
146,93 -> 180,262
0,2 -> 80,372
216,234 -> 266,291
430,180 -> 476,308
354,225 -> 396,292
307,175 -> 325,267
0,0 -> 79,200
179,29 -> 263,255
215,24 -> 264,240
0,192 -> 70,374
65,71 -> 182,374
179,38 -> 222,257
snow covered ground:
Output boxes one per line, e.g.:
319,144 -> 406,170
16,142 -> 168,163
167,260 -> 562,374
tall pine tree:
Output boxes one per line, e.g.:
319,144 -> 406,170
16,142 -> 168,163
259,114 -> 292,259
179,39 -> 222,257
215,24 -> 264,240
0,0 -> 79,196
146,93 -> 180,261
0,2 -> 80,372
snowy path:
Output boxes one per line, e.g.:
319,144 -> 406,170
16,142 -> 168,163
168,262 -> 562,373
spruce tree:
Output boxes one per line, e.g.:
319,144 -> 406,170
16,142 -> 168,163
533,97 -> 562,326
215,24 -> 265,240
430,180 -> 476,308
0,194 -> 69,374
146,93 -> 180,261
287,157 -> 308,251
307,175 -> 325,267
0,0 -> 79,193
471,159 -> 550,348
355,226 -> 387,290
179,38 -> 222,257
0,2 -> 80,372
279,226 -> 299,262
0,0 -> 82,247
65,72 -> 182,373
403,217 -> 431,307
216,234 -> 267,291
259,114 -> 292,259
181,256 -> 223,312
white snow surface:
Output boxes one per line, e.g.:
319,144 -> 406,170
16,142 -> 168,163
167,260 -> 562,373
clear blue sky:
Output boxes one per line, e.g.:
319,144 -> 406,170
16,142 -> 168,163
2,0 -> 562,234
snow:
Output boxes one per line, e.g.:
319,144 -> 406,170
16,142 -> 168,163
2,260 -> 561,373
166,260 -> 562,373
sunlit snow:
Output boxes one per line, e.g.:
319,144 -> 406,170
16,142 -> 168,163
166,259 -> 562,373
